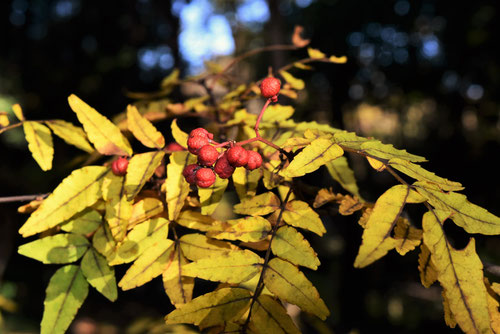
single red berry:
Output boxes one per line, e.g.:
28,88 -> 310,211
166,142 -> 185,152
111,157 -> 129,176
214,153 -> 235,179
195,167 -> 216,188
226,146 -> 249,167
187,135 -> 209,154
189,128 -> 214,140
183,164 -> 199,184
260,77 -> 281,99
245,151 -> 263,170
197,145 -> 219,167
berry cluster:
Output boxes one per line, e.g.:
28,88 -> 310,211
182,128 -> 263,188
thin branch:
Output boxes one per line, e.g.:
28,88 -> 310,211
0,193 -> 49,204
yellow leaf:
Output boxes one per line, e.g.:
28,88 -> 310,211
248,294 -> 301,334
264,258 -> 329,320
272,226 -> 320,270
92,224 -> 117,262
484,278 -> 500,332
102,173 -> 133,242
418,244 -> 438,288
442,289 -> 457,329
313,188 -> 338,208
171,119 -> 188,149
184,95 -> 209,112
118,239 -> 175,290
354,185 -> 424,268
68,94 -> 132,156
166,151 -> 196,221
0,112 -> 9,127
207,216 -> 271,242
162,245 -> 194,306
232,167 -> 261,201
292,26 -> 310,48
233,192 -> 281,216
167,250 -> 263,284
198,177 -> 228,215
279,71 -> 305,90
393,217 -> 422,256
177,210 -> 216,232
294,62 -> 313,70
278,88 -> 298,99
415,182 -> 500,235
23,121 -> 54,171
366,156 -> 386,171
125,151 -> 165,200
307,47 -> 326,59
283,200 -> 326,236
280,137 -> 344,178
127,105 -> 165,149
179,233 -> 239,261
261,104 -> 295,123
128,197 -> 164,230
12,103 -> 24,121
45,120 -> 94,153
160,68 -> 180,88
19,166 -> 108,237
359,140 -> 426,162
329,55 -> 347,63
423,210 -> 492,333
80,248 -> 117,302
18,233 -> 89,264
325,156 -> 362,198
60,209 -> 101,235
164,288 -> 251,328
338,195 -> 364,215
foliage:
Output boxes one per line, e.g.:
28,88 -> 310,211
1,30 -> 500,334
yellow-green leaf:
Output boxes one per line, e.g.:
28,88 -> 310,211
41,265 -> 89,334
198,177 -> 228,215
128,197 -> 164,230
18,233 -> 89,264
280,137 -> 343,178
176,210 -> 216,232
45,120 -> 94,153
60,209 -> 101,235
80,248 -> 117,302
68,94 -> 132,156
164,288 -> 252,328
168,250 -> 263,284
283,200 -> 326,236
179,233 -> 239,261
232,167 -> 261,201
307,47 -> 326,59
272,226 -> 320,270
261,104 -> 295,123
127,105 -> 165,149
264,258 -> 329,320
162,244 -> 194,306
360,140 -> 426,163
418,244 -> 438,288
325,156 -> 362,198
12,103 -> 25,121
102,173 -> 133,242
118,239 -> 175,290
423,210 -> 491,334
233,192 -> 280,216
249,294 -> 301,334
393,217 -> 422,256
171,118 -> 188,148
125,151 -> 165,200
207,216 -> 271,242
279,70 -> 305,90
92,224 -> 117,262
166,151 -> 196,221
23,121 -> 54,171
19,166 -> 108,237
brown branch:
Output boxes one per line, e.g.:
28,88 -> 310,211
0,193 -> 49,204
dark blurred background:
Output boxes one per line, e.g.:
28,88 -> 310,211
1,0 -> 499,333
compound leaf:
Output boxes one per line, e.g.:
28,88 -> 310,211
41,265 -> 89,334
179,233 -> 239,261
272,226 -> 320,270
166,151 -> 196,221
19,166 -> 108,237
23,121 -> 54,171
283,200 -> 326,236
164,287 -> 252,328
198,177 -> 228,215
127,104 -> 165,149
233,192 -> 280,216
80,248 -> 117,302
162,244 -> 194,306
264,258 -> 329,320
68,94 -> 132,156
18,233 -> 89,264
207,216 -> 271,242
249,294 -> 301,334
45,120 -> 94,153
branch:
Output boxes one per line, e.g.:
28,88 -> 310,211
0,193 -> 49,204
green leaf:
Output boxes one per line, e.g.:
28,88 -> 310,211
179,233 -> 239,261
233,192 -> 280,216
68,94 -> 132,156
23,121 -> 54,171
164,288 -> 252,328
207,216 -> 271,242
264,258 -> 329,320
80,248 -> 118,302
127,105 -> 165,149
272,226 -> 320,270
282,200 -> 326,236
249,294 -> 301,334
60,209 -> 101,235
232,167 -> 261,201
325,156 -> 362,199
41,265 -> 89,334
45,120 -> 94,153
166,151 -> 196,221
102,173 -> 133,242
18,233 -> 89,264
125,151 -> 165,200
198,177 -> 228,215
280,137 -> 344,178
19,166 -> 108,237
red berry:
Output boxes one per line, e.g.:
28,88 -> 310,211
183,164 -> 199,184
214,153 -> 235,179
245,151 -> 263,170
189,128 -> 213,140
260,77 -> 281,98
197,145 -> 219,167
111,157 -> 129,176
226,146 -> 249,167
187,136 -> 209,154
166,142 -> 185,152
195,168 -> 216,188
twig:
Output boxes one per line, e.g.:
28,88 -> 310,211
0,193 -> 49,204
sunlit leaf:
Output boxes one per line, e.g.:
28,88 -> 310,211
0,112 -> 9,127
279,70 -> 305,90
198,177 -> 228,215
11,103 -> 25,121
283,200 -> 326,236
249,294 -> 301,334
171,119 -> 188,149
92,224 -> 117,262
19,166 -> 108,237
366,156 -> 386,172
360,140 -> 426,163
166,151 -> 196,221
41,265 -> 88,334
125,151 -> 165,200
393,217 -> 422,256
60,209 -> 101,235
18,233 -> 89,264
162,244 -> 194,306
484,278 -> 500,331
176,210 -> 216,232
232,166 -> 261,201
102,173 -> 133,242
179,233 -> 239,261
45,120 -> 94,153
272,226 -> 320,270
325,156 -> 362,198
418,244 -> 438,288
80,248 -> 117,301
128,197 -> 164,230
23,121 -> 54,171
233,192 -> 280,216
264,258 -> 329,320
338,195 -> 364,215
307,48 -> 326,59
127,105 -> 165,149
68,94 -> 132,156
207,216 -> 271,242
329,55 -> 347,63
164,288 -> 252,328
